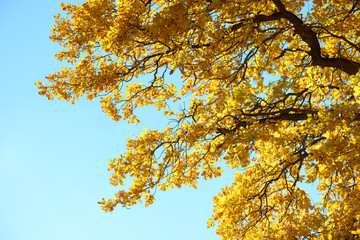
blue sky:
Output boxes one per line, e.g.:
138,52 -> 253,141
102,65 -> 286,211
0,1 -> 237,239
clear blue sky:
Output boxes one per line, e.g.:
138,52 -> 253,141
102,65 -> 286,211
0,1 -> 237,239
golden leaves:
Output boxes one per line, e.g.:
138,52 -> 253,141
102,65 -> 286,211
39,0 -> 360,239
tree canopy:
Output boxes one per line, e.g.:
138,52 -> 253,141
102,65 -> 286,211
37,0 -> 360,238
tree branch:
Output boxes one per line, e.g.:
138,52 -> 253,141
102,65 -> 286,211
217,111 -> 360,134
271,0 -> 360,75
231,0 -> 360,75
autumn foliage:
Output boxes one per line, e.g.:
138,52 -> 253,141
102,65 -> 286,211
38,0 -> 360,238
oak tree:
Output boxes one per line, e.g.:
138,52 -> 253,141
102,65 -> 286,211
37,0 -> 360,238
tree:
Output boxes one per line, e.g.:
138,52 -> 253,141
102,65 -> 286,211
37,0 -> 360,238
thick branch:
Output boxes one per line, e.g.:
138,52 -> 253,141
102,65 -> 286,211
232,0 -> 360,75
259,113 -> 307,122
231,12 -> 283,32
271,0 -> 360,75
217,112 -> 360,134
